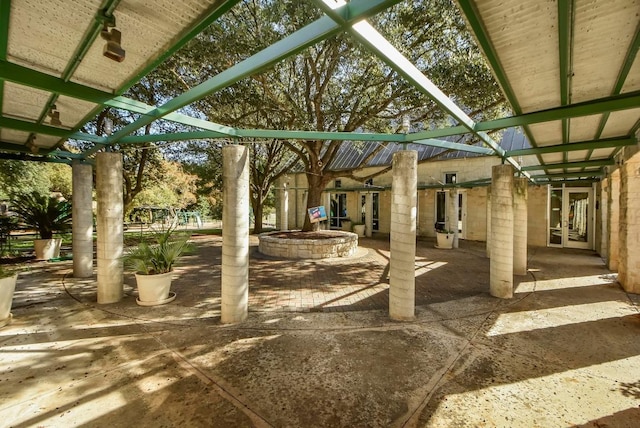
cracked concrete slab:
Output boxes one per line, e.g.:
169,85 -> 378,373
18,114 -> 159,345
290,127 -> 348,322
1,237 -> 639,427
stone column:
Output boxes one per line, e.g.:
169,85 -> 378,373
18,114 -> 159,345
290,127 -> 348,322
618,154 -> 640,293
486,185 -> 491,258
389,150 -> 417,321
365,192 -> 374,237
490,164 -> 514,298
608,169 -> 620,271
280,182 -> 289,231
599,178 -> 609,261
96,152 -> 123,304
72,161 -> 94,278
221,145 -> 250,324
447,188 -> 459,248
513,177 -> 528,275
324,192 -> 331,230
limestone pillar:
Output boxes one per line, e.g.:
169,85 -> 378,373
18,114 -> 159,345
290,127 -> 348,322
618,154 -> 640,293
280,182 -> 289,231
513,177 -> 528,275
486,185 -> 491,258
96,152 -> 123,304
72,161 -> 94,278
490,164 -> 514,298
221,145 -> 249,324
447,188 -> 459,248
608,169 -> 620,271
389,150 -> 417,321
599,178 -> 609,260
365,192 -> 374,237
324,192 -> 331,230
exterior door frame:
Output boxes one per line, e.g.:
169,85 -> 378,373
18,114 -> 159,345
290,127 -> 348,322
547,185 -> 594,249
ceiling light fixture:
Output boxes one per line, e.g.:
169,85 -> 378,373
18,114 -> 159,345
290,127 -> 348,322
48,105 -> 62,126
100,14 -> 125,62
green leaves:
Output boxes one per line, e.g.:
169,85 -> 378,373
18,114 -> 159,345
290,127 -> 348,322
123,226 -> 192,275
11,192 -> 72,239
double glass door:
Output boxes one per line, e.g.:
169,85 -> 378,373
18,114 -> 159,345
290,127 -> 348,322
548,187 -> 592,249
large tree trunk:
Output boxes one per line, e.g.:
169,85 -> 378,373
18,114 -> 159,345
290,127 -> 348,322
302,170 -> 330,232
252,192 -> 264,234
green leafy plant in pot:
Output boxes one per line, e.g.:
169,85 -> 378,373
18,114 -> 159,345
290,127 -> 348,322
11,192 -> 72,260
123,225 -> 192,306
0,265 -> 19,328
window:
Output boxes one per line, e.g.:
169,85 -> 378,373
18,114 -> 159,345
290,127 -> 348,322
335,179 -> 342,188
445,173 -> 457,184
365,178 -> 373,187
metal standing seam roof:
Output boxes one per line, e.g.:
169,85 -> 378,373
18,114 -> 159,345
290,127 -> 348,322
0,0 -> 637,184
328,128 -> 530,170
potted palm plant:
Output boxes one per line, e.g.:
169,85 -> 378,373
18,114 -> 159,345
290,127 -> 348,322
11,192 -> 72,260
123,225 -> 191,306
0,265 -> 18,328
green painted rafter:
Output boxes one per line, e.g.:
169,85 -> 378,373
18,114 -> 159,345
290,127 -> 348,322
520,158 -> 614,171
476,90 -> 640,131
81,0 -> 403,157
584,20 -> 640,164
455,0 -> 547,170
236,128 -> 406,142
0,0 -> 11,119
558,0 -> 574,167
506,136 -> 635,157
532,170 -> 604,181
312,0 -> 532,179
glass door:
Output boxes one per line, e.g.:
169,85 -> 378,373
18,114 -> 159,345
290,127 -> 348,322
565,189 -> 591,249
547,187 -> 592,249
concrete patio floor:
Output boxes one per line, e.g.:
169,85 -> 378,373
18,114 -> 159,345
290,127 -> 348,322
1,236 -> 639,427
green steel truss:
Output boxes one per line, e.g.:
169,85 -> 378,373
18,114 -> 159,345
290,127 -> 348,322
0,0 -> 637,185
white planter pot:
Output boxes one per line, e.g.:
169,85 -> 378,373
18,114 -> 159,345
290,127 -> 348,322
353,224 -> 365,237
435,232 -> 454,249
0,274 -> 18,328
135,271 -> 175,306
341,220 -> 352,232
34,238 -> 62,260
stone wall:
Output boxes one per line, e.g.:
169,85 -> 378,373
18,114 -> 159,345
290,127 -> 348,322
259,231 -> 358,259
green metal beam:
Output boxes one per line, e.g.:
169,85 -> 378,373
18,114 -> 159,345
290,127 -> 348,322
532,170 -> 604,181
476,90 -> 640,131
0,62 -> 237,137
82,0 -> 402,157
0,0 -> 11,117
558,0 -> 574,167
456,0 -> 548,170
506,136 -> 635,157
521,158 -> 614,171
0,151 -> 72,165
0,115 -> 70,138
586,20 -> 640,162
313,0 -> 534,180
117,0 -> 243,95
236,128 -> 406,142
411,138 -> 494,155
118,131 -> 229,145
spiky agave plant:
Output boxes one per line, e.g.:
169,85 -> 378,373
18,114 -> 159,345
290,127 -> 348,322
123,225 -> 192,275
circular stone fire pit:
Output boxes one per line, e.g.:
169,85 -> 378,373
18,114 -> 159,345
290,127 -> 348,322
258,230 -> 358,259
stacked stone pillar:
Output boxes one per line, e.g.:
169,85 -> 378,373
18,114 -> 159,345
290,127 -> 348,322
608,169 -> 620,271
72,161 -> 94,278
324,192 -> 331,230
365,193 -> 374,237
599,178 -> 609,261
447,188 -> 459,248
96,152 -> 124,304
280,182 -> 289,231
221,145 -> 250,324
389,150 -> 417,321
490,164 -> 514,298
486,185 -> 491,258
618,152 -> 640,293
513,177 -> 528,275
